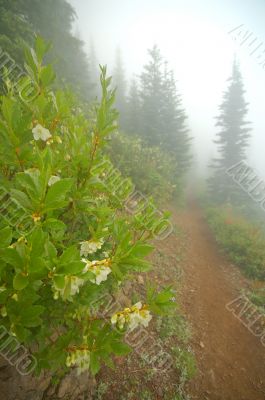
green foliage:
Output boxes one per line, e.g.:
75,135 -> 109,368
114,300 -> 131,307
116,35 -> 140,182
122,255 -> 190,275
171,346 -> 197,382
108,132 -> 177,201
206,207 -> 265,279
246,288 -> 265,311
147,286 -> 177,315
0,38 -> 174,377
0,0 -> 93,99
138,46 -> 192,178
156,313 -> 192,344
116,45 -> 192,202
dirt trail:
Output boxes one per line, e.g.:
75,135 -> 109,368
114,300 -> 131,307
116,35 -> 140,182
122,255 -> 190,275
170,201 -> 265,400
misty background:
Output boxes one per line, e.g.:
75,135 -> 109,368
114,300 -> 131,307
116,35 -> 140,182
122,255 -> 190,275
69,0 -> 265,180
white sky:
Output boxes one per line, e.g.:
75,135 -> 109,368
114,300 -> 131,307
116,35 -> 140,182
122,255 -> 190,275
69,0 -> 265,178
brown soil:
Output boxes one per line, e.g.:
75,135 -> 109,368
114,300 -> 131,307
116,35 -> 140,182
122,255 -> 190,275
2,201 -> 264,400
174,200 -> 265,400
97,200 -> 265,399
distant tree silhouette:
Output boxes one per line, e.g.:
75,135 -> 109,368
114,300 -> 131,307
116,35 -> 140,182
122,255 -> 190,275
208,59 -> 252,204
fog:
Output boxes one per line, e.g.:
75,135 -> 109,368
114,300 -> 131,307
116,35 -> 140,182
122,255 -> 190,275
70,0 -> 265,179
1,2 -> 265,396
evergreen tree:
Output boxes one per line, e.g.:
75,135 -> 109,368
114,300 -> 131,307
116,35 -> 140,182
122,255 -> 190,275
88,38 -> 101,99
112,47 -> 127,126
161,64 -> 192,178
138,47 -> 191,180
0,0 -> 93,99
139,45 -> 164,145
124,76 -> 141,134
208,59 -> 251,204
0,0 -> 33,64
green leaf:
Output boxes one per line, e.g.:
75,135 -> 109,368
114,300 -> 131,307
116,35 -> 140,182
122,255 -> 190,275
40,65 -> 55,86
148,287 -> 177,315
59,246 -> 79,264
24,46 -> 38,78
20,305 -> 44,327
44,179 -> 73,210
35,36 -> 51,63
17,286 -> 40,305
155,288 -> 174,304
90,352 -> 100,375
10,189 -> 32,210
43,219 -> 66,233
2,248 -> 23,269
45,240 -> 57,259
53,275 -> 65,290
58,261 -> 85,275
29,256 -> 47,274
111,341 -> 132,356
13,273 -> 29,290
120,257 -> 151,272
0,226 -> 12,247
130,243 -> 154,258
12,324 -> 30,342
15,172 -> 40,199
30,227 -> 46,259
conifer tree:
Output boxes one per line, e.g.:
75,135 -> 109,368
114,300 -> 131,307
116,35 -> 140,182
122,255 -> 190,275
112,47 -> 127,126
125,76 -> 141,134
208,59 -> 252,204
0,0 -> 93,99
88,39 -> 101,99
139,45 -> 164,145
161,64 -> 192,178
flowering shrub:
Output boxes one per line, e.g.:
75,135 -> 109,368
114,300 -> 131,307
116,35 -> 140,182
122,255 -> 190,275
111,301 -> 152,331
107,132 -> 179,202
0,38 -> 175,376
206,207 -> 265,279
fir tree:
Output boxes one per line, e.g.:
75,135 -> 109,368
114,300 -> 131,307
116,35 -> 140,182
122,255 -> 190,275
161,64 -> 192,178
208,59 -> 252,204
124,76 -> 141,134
0,0 -> 93,99
88,39 -> 101,99
139,45 -> 164,145
112,47 -> 127,126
